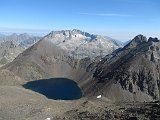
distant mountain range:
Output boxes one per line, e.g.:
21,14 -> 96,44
0,33 -> 41,48
0,33 -> 41,66
45,29 -> 123,59
0,30 -> 123,66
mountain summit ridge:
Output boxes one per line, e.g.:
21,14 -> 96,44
93,35 -> 160,101
44,29 -> 122,59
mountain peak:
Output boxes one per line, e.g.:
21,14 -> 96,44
43,29 -> 122,58
133,34 -> 147,43
125,34 -> 147,49
47,29 -> 97,42
49,29 -> 91,37
72,29 -> 83,33
148,37 -> 159,43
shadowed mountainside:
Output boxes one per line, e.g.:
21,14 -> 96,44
92,35 -> 160,101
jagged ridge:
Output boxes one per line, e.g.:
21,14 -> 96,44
93,35 -> 160,101
44,29 -> 122,59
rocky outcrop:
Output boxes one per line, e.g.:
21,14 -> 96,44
92,35 -> 160,101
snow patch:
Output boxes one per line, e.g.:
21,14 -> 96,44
45,118 -> 51,120
97,95 -> 102,98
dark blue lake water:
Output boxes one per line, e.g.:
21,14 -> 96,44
23,78 -> 82,100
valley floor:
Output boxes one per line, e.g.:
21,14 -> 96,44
0,86 -> 160,120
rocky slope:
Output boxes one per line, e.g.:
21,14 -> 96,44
0,30 -> 122,93
0,30 -> 120,67
0,33 -> 41,67
1,32 -> 160,102
0,88 -> 159,120
44,29 -> 122,59
92,35 -> 160,101
2,37 -> 95,95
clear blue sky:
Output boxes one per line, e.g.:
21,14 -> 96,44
0,0 -> 159,41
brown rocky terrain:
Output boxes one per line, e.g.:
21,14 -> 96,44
92,35 -> 160,102
2,34 -> 159,102
0,33 -> 160,119
0,88 -> 159,120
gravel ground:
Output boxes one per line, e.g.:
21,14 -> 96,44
0,86 -> 160,120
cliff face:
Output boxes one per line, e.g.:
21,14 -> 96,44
92,35 -> 160,101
